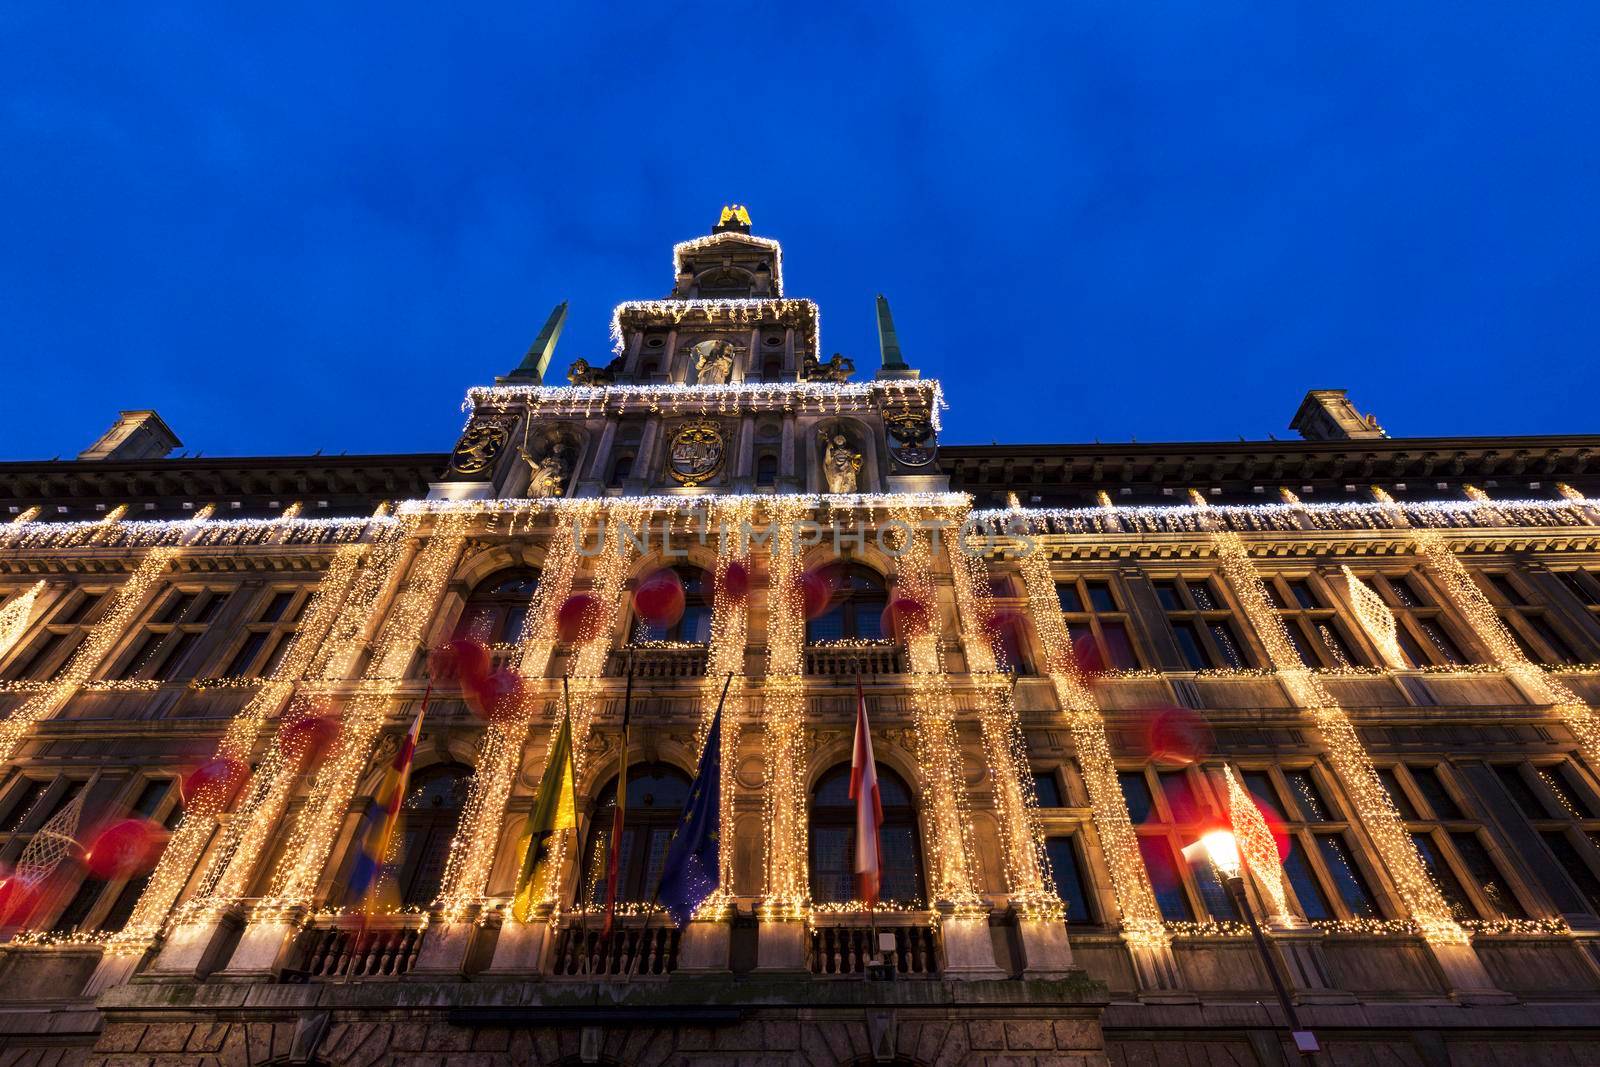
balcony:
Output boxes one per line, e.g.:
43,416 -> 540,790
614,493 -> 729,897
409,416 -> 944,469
809,916 -> 940,978
548,917 -> 680,977
805,642 -> 904,678
606,645 -> 710,679
284,916 -> 426,981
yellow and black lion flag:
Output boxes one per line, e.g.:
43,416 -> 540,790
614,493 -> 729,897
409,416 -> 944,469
511,689 -> 577,923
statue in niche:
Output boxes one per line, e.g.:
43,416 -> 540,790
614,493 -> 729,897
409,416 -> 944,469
819,429 -> 863,494
690,339 -> 737,385
518,442 -> 573,498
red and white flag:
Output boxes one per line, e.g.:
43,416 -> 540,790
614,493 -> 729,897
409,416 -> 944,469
850,674 -> 885,904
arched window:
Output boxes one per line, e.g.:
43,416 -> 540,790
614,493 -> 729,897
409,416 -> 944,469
609,453 -> 635,488
755,453 -> 779,487
637,359 -> 659,380
351,762 -> 471,908
456,568 -> 539,645
810,762 -> 924,904
806,564 -> 889,643
577,763 -> 693,905
761,357 -> 783,383
634,566 -> 712,643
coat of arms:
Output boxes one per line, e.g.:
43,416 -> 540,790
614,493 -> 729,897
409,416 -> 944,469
886,412 -> 937,468
667,419 -> 725,486
448,413 -> 516,477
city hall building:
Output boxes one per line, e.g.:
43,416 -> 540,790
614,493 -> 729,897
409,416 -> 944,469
3,209 -> 1600,1065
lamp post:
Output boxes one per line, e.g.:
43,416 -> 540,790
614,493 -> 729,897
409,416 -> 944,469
1188,828 -> 1320,1058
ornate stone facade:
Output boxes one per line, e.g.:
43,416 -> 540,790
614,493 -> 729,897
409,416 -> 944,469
1,212 -> 1600,1066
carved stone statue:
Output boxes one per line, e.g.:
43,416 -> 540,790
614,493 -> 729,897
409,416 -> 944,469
803,352 -> 855,383
566,357 -> 621,387
691,339 -> 737,385
819,429 -> 863,494
518,444 -> 572,498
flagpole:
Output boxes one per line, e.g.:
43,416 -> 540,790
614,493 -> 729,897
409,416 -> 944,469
857,666 -> 880,975
629,671 -> 733,981
600,657 -> 635,969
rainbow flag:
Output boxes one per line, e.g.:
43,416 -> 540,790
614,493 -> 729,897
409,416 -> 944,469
347,704 -> 425,911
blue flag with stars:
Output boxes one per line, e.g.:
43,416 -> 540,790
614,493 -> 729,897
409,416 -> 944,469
657,698 -> 723,927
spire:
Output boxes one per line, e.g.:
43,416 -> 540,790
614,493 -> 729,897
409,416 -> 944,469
874,295 -> 918,380
506,302 -> 568,382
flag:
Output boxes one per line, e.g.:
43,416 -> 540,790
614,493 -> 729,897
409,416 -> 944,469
657,675 -> 731,927
850,674 -> 884,904
511,700 -> 577,922
601,669 -> 634,940
347,703 -> 425,911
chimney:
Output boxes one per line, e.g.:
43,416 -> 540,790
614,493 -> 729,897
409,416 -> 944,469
1290,390 -> 1386,442
78,411 -> 182,462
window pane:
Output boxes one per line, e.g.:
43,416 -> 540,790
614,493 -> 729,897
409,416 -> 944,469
1409,767 -> 1463,820
1157,771 -> 1202,824
1085,582 -> 1116,613
58,592 -> 104,625
1241,772 -> 1286,821
1541,832 -> 1600,914
1524,614 -> 1577,664
1288,580 -> 1320,610
1171,621 -> 1208,670
260,633 -> 295,677
224,632 -> 269,678
1283,845 -> 1333,920
131,780 -> 170,818
1377,769 -> 1418,820
807,608 -> 845,643
1284,771 -> 1332,822
1417,620 -> 1466,664
1153,581 -> 1182,611
1099,622 -> 1138,670
1138,837 -> 1194,920
1390,576 -> 1426,607
52,878 -> 107,932
1315,623 -> 1358,668
152,630 -> 201,680
1189,582 -> 1222,612
1283,623 -> 1319,668
1411,832 -> 1473,921
1262,583 -> 1289,610
97,875 -> 149,933
157,593 -> 197,625
1055,583 -> 1083,613
116,631 -> 167,680
1486,574 -> 1525,604
1044,836 -> 1095,924
2,781 -> 50,831
192,593 -> 227,625
1207,622 -> 1249,669
1496,765 -> 1551,819
1449,832 -> 1524,919
9,631 -> 65,681
260,591 -> 295,622
1315,834 -> 1379,917
880,825 -> 922,903
1032,772 -> 1064,809
1556,571 -> 1600,607
1187,851 -> 1238,920
1546,766 -> 1599,819
1119,772 -> 1155,824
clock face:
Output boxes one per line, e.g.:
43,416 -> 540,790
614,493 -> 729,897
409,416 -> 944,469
668,420 -> 725,486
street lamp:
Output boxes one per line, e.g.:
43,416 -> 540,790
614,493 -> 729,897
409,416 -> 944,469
1185,827 -> 1320,1057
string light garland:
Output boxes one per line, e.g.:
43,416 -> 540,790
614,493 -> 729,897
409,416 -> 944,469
888,513 -> 983,911
947,519 -> 1059,918
435,505 -> 593,922
1341,566 -> 1408,670
110,533 -> 379,953
465,378 -> 946,434
671,232 -> 786,297
1221,764 -> 1289,924
609,297 -> 817,356
1207,520 -> 1467,946
697,497 -> 755,907
522,501 -> 647,910
0,546 -> 181,764
761,497 -> 810,915
0,581 -> 44,661
1368,487 -> 1600,768
254,513 -> 470,917
1015,542 -> 1169,948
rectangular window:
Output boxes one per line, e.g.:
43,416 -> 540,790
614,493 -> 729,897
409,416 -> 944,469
1449,832 -> 1524,919
1055,584 -> 1083,613
1099,621 -> 1137,669
1152,581 -> 1183,611
1486,573 -> 1526,604
57,592 -> 104,625
1283,846 -> 1334,920
1496,765 -> 1551,819
151,630 -> 201,680
1409,766 -> 1463,820
1284,771 -> 1332,822
260,591 -> 296,623
1207,622 -> 1248,669
1538,765 -> 1598,819
1541,832 -> 1600,914
156,592 -> 197,625
114,631 -> 168,681
1156,578 -> 1255,669
1240,771 -> 1287,820
1085,581 -> 1116,613
1523,613 -> 1578,664
1138,837 -> 1194,920
1171,621 -> 1208,670
52,878 -> 107,933
1556,570 -> 1600,607
1119,772 -> 1155,824
1044,836 -> 1096,924
1032,772 -> 1064,809
1314,833 -> 1380,917
1055,577 -> 1143,671
1187,851 -> 1239,920
7,631 -> 66,681
130,780 -> 171,819
224,631 -> 269,677
1377,769 -> 1418,820
2,781 -> 51,832
1157,771 -> 1202,825
1412,832 -> 1473,920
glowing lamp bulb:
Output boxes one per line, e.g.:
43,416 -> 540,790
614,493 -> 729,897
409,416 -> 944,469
1185,828 -> 1242,880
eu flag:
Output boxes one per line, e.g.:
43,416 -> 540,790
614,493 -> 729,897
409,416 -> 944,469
657,699 -> 723,927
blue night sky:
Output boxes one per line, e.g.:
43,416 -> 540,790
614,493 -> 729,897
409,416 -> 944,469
2,4 -> 1596,461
